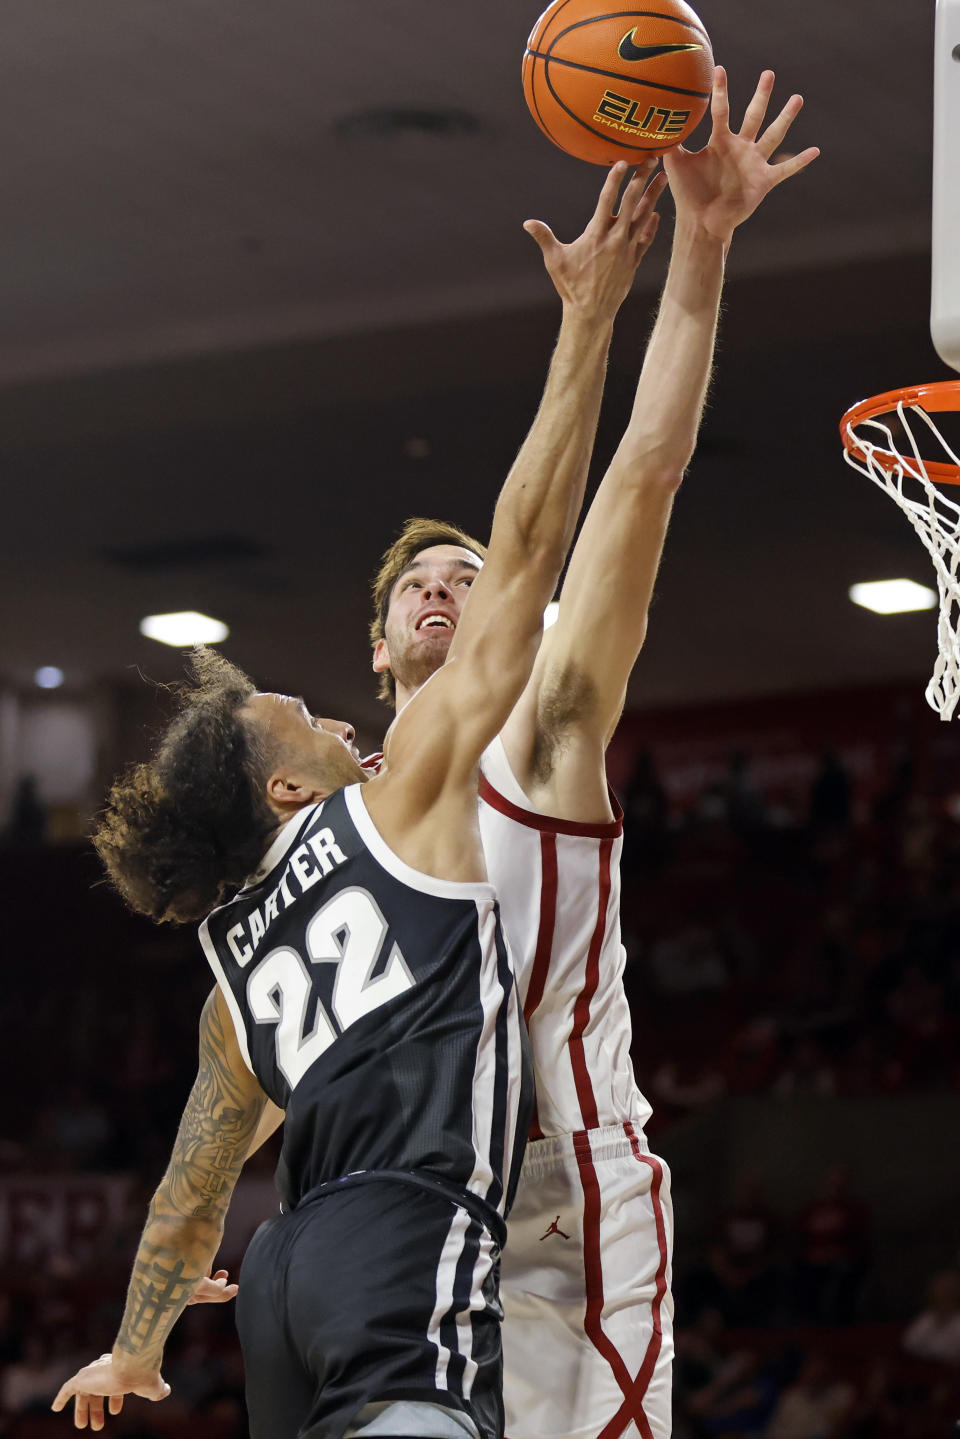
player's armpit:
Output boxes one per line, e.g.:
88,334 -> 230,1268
501,470 -> 674,803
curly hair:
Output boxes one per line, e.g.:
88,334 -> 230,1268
92,648 -> 278,925
369,516 -> 486,706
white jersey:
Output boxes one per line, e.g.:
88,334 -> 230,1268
478,736 -> 651,1140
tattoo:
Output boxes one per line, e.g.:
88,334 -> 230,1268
122,1257 -> 194,1352
114,991 -> 265,1363
165,992 -> 264,1222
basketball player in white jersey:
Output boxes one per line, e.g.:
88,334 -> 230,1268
51,162 -> 665,1436
370,71 -> 819,1439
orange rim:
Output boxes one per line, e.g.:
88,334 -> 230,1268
840,379 -> 960,485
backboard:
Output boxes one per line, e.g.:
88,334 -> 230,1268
932,0 -> 960,373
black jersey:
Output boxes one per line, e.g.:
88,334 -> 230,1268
199,784 -> 532,1227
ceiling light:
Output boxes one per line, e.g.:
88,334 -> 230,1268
34,666 -> 64,689
139,611 -> 230,646
544,602 -> 560,629
849,579 -> 937,614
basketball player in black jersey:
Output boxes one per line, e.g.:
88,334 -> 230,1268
52,163 -> 665,1439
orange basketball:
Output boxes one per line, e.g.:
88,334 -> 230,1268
523,0 -> 714,165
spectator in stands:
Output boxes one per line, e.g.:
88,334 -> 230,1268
1,1331 -> 77,1415
648,918 -> 730,997
621,747 -> 670,876
884,963 -> 953,1086
900,793 -> 939,875
721,1016 -> 780,1096
651,1056 -> 726,1127
808,751 -> 853,834
673,1309 -> 730,1438
684,1348 -> 779,1436
793,1164 -> 873,1325
836,1028 -> 907,1097
772,1036 -> 836,1099
764,1352 -> 854,1438
686,779 -> 743,866
725,749 -> 769,836
841,1361 -> 902,1439
674,1306 -> 726,1394
39,1082 -> 114,1171
871,754 -> 915,830
0,773 -> 47,846
714,1172 -> 783,1323
902,1269 -> 960,1366
682,1173 -> 782,1328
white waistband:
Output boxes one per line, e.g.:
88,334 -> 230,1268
519,1121 -> 652,1176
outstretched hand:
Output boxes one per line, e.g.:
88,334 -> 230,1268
663,66 -> 820,242
187,1267 -> 238,1305
51,1353 -> 169,1431
524,159 -> 668,321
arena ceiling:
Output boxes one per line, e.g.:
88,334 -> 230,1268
0,0 -> 952,746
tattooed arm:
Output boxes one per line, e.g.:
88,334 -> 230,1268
52,987 -> 267,1429
114,985 -> 266,1358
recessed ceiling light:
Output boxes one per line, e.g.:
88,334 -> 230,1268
139,611 -> 230,646
34,666 -> 64,689
544,602 -> 560,629
849,579 -> 937,614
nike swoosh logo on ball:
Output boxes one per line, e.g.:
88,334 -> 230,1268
617,32 -> 703,63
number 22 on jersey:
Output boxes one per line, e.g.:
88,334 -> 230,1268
246,887 -> 414,1090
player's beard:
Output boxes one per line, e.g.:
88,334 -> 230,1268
278,738 -> 366,797
319,743 -> 367,791
385,625 -> 453,704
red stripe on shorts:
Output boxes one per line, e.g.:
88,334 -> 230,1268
576,1129 -> 636,1402
593,1126 -> 670,1439
571,843 -> 649,1417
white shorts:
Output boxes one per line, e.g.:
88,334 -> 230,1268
501,1123 -> 674,1439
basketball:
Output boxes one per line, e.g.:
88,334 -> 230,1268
523,0 -> 714,166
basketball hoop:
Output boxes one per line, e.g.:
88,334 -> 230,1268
840,379 -> 960,721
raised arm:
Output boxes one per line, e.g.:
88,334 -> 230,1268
502,69 -> 820,816
52,987 -> 267,1429
376,163 -> 665,819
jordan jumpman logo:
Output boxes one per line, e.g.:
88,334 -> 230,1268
539,1215 -> 570,1240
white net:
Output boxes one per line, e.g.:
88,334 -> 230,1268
842,398 -> 960,721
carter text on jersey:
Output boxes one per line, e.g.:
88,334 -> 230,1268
226,828 -> 348,965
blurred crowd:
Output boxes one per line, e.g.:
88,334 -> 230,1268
2,737 -> 960,1437
672,1166 -> 960,1435
621,747 -> 960,1120
621,743 -> 960,1434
